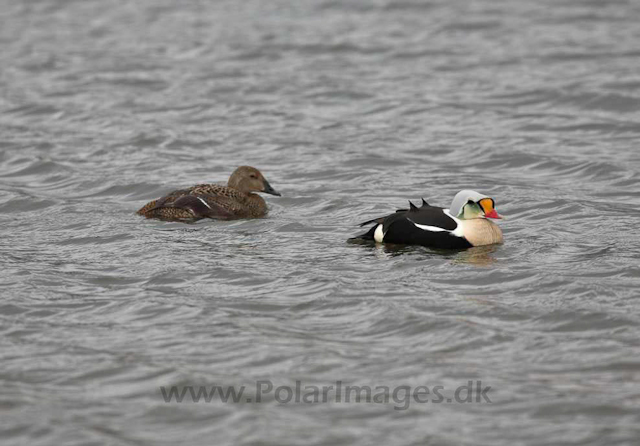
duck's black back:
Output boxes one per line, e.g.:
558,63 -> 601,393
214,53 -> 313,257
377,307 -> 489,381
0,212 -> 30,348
352,206 -> 473,249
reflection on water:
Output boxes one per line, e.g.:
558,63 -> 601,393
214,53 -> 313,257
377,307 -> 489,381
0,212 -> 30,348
351,240 -> 499,266
452,245 -> 500,266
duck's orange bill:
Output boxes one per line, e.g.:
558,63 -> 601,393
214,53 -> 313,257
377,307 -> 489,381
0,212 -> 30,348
479,198 -> 502,219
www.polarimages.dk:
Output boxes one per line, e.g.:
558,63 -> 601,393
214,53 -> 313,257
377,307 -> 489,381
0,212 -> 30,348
160,380 -> 492,410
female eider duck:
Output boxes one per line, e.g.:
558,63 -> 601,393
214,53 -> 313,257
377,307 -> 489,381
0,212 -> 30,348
351,190 -> 503,249
136,166 -> 281,221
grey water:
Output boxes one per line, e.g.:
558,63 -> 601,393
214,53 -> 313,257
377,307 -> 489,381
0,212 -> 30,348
1,0 -> 640,445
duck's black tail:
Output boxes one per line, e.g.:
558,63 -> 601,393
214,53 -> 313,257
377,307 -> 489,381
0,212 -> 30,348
348,224 -> 377,242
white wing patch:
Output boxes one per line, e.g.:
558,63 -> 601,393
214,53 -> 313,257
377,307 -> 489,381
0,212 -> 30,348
196,197 -> 212,209
408,211 -> 465,238
411,223 -> 448,232
443,210 -> 465,238
374,224 -> 385,243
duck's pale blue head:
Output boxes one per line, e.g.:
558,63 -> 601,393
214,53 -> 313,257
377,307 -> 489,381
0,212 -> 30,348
449,190 -> 502,220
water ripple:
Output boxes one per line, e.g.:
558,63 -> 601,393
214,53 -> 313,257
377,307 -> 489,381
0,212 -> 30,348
1,1 -> 640,445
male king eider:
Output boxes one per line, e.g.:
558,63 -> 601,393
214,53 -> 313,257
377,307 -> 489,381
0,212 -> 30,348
350,190 -> 504,249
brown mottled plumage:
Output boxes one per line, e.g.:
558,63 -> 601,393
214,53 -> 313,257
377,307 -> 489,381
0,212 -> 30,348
136,166 -> 281,221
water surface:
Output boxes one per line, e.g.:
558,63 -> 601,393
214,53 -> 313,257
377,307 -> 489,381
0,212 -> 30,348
2,1 -> 640,445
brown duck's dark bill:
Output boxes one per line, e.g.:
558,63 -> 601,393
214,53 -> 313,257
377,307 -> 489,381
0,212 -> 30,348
263,180 -> 281,196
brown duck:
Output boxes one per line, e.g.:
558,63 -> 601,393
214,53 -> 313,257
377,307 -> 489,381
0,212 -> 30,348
136,166 -> 281,221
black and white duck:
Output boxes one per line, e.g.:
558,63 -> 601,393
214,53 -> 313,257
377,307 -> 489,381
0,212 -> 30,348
350,190 -> 504,249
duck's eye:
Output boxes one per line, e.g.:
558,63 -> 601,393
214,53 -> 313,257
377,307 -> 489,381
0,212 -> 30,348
250,174 -> 257,179
467,200 -> 474,205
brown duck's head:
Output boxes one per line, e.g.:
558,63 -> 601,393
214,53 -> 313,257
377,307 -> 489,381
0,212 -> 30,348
227,166 -> 281,196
